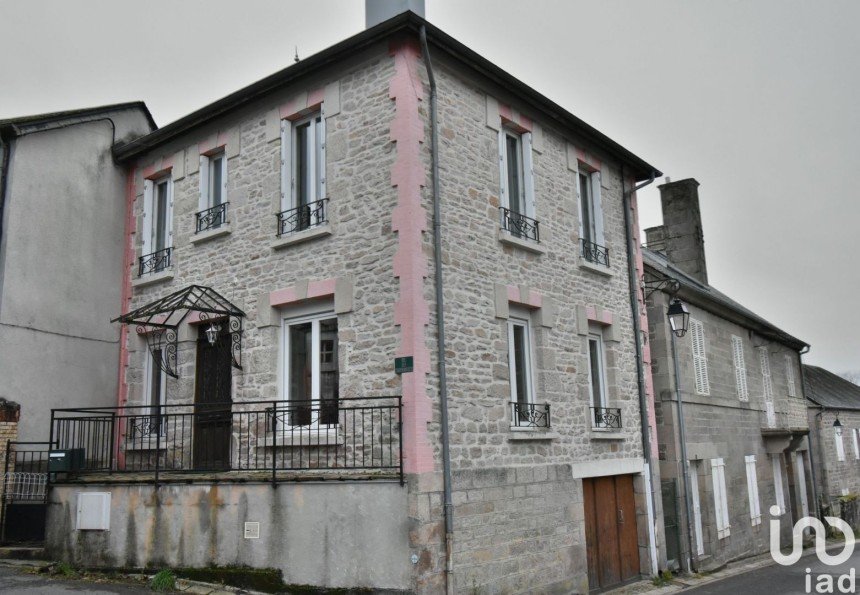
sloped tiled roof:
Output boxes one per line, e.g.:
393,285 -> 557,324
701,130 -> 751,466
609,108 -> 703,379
804,365 -> 860,411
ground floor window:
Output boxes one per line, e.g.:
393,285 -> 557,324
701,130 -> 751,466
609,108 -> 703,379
284,313 -> 339,426
507,315 -> 535,425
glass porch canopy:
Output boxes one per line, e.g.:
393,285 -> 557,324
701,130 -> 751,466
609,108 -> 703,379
111,284 -> 245,378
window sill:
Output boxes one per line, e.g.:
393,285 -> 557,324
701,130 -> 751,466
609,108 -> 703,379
191,225 -> 232,245
271,224 -> 331,250
589,430 -> 625,441
578,259 -> 612,277
508,429 -> 558,441
258,428 -> 342,447
132,268 -> 174,288
497,229 -> 547,254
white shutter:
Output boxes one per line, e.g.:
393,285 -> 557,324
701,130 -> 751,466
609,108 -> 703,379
691,319 -> 710,395
199,155 -> 209,211
765,401 -> 776,428
318,107 -> 327,199
759,348 -> 773,402
590,170 -> 604,246
166,178 -> 174,247
575,169 -> 584,239
498,129 -> 508,209
794,452 -> 809,518
220,152 -> 228,206
280,119 -> 292,212
772,454 -> 786,515
522,132 -> 535,219
745,455 -> 761,525
835,427 -> 846,461
142,179 -> 153,257
785,355 -> 796,397
732,335 -> 749,401
711,458 -> 730,539
689,466 -> 705,555
853,429 -> 860,460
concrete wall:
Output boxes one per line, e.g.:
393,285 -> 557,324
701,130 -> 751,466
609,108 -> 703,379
0,108 -> 153,442
46,482 -> 410,590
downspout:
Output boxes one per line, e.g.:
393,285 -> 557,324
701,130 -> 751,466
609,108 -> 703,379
622,167 -> 660,576
796,346 -> 820,519
0,130 -> 13,273
419,25 -> 455,595
670,329 -> 697,574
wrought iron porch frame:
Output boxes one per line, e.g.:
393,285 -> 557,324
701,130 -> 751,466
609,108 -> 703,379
111,285 -> 245,378
643,271 -> 681,300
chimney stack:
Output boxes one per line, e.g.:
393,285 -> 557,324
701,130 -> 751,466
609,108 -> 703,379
644,178 -> 708,285
366,0 -> 425,28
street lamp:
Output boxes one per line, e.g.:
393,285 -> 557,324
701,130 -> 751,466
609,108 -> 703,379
667,299 -> 690,338
834,415 -> 842,428
205,322 -> 221,346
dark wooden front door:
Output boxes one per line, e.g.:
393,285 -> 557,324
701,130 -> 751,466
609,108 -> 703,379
194,326 -> 232,470
583,474 -> 641,591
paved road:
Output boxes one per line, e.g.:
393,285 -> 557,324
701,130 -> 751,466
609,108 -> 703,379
0,564 -> 152,594
683,547 -> 860,595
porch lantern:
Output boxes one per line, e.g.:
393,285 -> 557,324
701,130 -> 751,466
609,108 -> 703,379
667,299 -> 690,338
834,415 -> 842,428
205,323 -> 222,346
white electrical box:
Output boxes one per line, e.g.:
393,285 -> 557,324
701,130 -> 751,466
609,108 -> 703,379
244,521 -> 260,539
76,492 -> 111,531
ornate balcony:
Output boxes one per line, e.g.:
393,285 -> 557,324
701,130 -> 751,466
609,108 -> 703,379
195,202 -> 228,233
277,198 -> 328,237
510,402 -> 551,429
500,207 -> 540,243
592,406 -> 622,429
138,247 -> 172,277
581,238 -> 610,267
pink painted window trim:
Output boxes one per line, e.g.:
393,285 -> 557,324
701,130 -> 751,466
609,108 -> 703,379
278,87 -> 326,121
269,278 -> 338,309
585,306 -> 613,326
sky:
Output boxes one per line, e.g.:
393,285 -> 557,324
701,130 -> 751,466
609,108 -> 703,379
1,0 -> 857,374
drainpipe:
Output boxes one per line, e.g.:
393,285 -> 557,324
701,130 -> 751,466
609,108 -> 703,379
796,346 -> 821,519
621,167 -> 660,576
670,329 -> 697,574
419,25 -> 455,595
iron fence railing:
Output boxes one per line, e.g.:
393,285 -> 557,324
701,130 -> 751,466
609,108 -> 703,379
500,207 -> 540,242
277,198 -> 328,237
138,247 -> 172,276
49,397 -> 402,485
580,238 -> 610,267
510,402 -> 551,429
591,406 -> 622,430
2,442 -> 50,502
195,202 -> 228,233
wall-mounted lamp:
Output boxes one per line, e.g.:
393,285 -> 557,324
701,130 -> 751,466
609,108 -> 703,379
205,323 -> 221,346
667,299 -> 690,338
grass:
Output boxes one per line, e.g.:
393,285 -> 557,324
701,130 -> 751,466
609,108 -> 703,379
150,569 -> 176,592
652,570 -> 674,586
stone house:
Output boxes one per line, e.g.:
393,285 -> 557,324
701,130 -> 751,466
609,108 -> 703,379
804,365 -> 860,515
43,7 -> 668,594
645,179 -> 812,572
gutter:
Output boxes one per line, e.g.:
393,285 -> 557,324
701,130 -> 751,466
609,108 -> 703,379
419,25 -> 455,595
0,133 -> 11,271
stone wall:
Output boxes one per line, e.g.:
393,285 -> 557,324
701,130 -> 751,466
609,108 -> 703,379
808,408 -> 860,504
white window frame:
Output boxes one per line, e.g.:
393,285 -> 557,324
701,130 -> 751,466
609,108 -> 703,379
689,462 -> 705,556
280,108 -> 327,214
785,354 -> 796,397
835,426 -> 846,461
498,128 -> 535,219
576,167 -> 604,248
690,319 -> 710,396
587,331 -> 609,411
142,348 -> 166,436
711,458 -> 731,539
199,149 -> 228,212
507,315 -> 536,414
772,454 -> 786,516
282,309 -> 338,428
142,175 -> 174,257
853,429 -> 860,460
731,335 -> 749,401
744,455 -> 762,525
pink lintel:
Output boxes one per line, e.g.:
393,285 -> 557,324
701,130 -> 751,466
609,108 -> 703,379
498,103 -> 533,133
585,306 -> 613,325
198,132 -> 230,155
142,155 -> 174,180
268,278 -> 338,309
279,86 -> 326,121
506,285 -> 542,308
575,147 -> 602,172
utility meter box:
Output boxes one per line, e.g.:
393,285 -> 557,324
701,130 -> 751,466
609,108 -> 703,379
49,449 -> 85,472
76,492 -> 111,531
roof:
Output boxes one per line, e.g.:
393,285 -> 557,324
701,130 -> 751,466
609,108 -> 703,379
0,102 -> 156,137
113,12 -> 660,180
804,365 -> 860,411
643,247 -> 808,350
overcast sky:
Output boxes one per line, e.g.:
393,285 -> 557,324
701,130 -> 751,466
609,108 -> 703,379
2,0 -> 857,374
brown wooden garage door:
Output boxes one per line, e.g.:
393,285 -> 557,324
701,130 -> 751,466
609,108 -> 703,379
583,474 -> 640,591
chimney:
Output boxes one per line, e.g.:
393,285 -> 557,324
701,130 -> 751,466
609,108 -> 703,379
366,0 -> 425,28
645,178 -> 708,285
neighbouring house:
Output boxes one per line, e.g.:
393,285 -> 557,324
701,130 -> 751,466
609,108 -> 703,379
0,103 -> 156,443
645,179 -> 812,572
43,5 -> 670,594
804,364 -> 860,523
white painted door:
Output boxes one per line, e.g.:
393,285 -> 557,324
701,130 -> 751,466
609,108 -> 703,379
688,463 -> 704,556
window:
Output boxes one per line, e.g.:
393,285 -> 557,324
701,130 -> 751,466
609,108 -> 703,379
508,316 -> 536,425
772,454 -> 786,516
283,313 -> 338,426
711,458 -> 731,539
139,348 -> 165,437
690,319 -> 710,396
854,429 -> 860,460
587,329 -> 618,429
197,150 -> 228,232
731,335 -> 749,401
835,426 -> 846,461
141,175 -> 173,274
744,455 -> 762,525
577,168 -> 607,266
498,128 -> 537,241
280,110 -> 327,235
785,354 -> 796,397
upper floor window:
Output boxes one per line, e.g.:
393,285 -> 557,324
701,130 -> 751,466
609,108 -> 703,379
197,150 -> 228,233
690,318 -> 710,396
498,128 -> 538,242
577,168 -> 608,266
508,315 -> 537,426
141,175 -> 173,276
731,335 -> 749,401
279,111 -> 327,236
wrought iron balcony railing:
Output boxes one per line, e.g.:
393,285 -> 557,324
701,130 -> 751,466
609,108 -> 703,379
592,406 -> 622,430
195,202 -> 228,233
510,402 -> 551,429
500,207 -> 540,243
48,396 -> 402,485
581,238 -> 610,267
277,198 -> 328,237
138,247 -> 172,277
